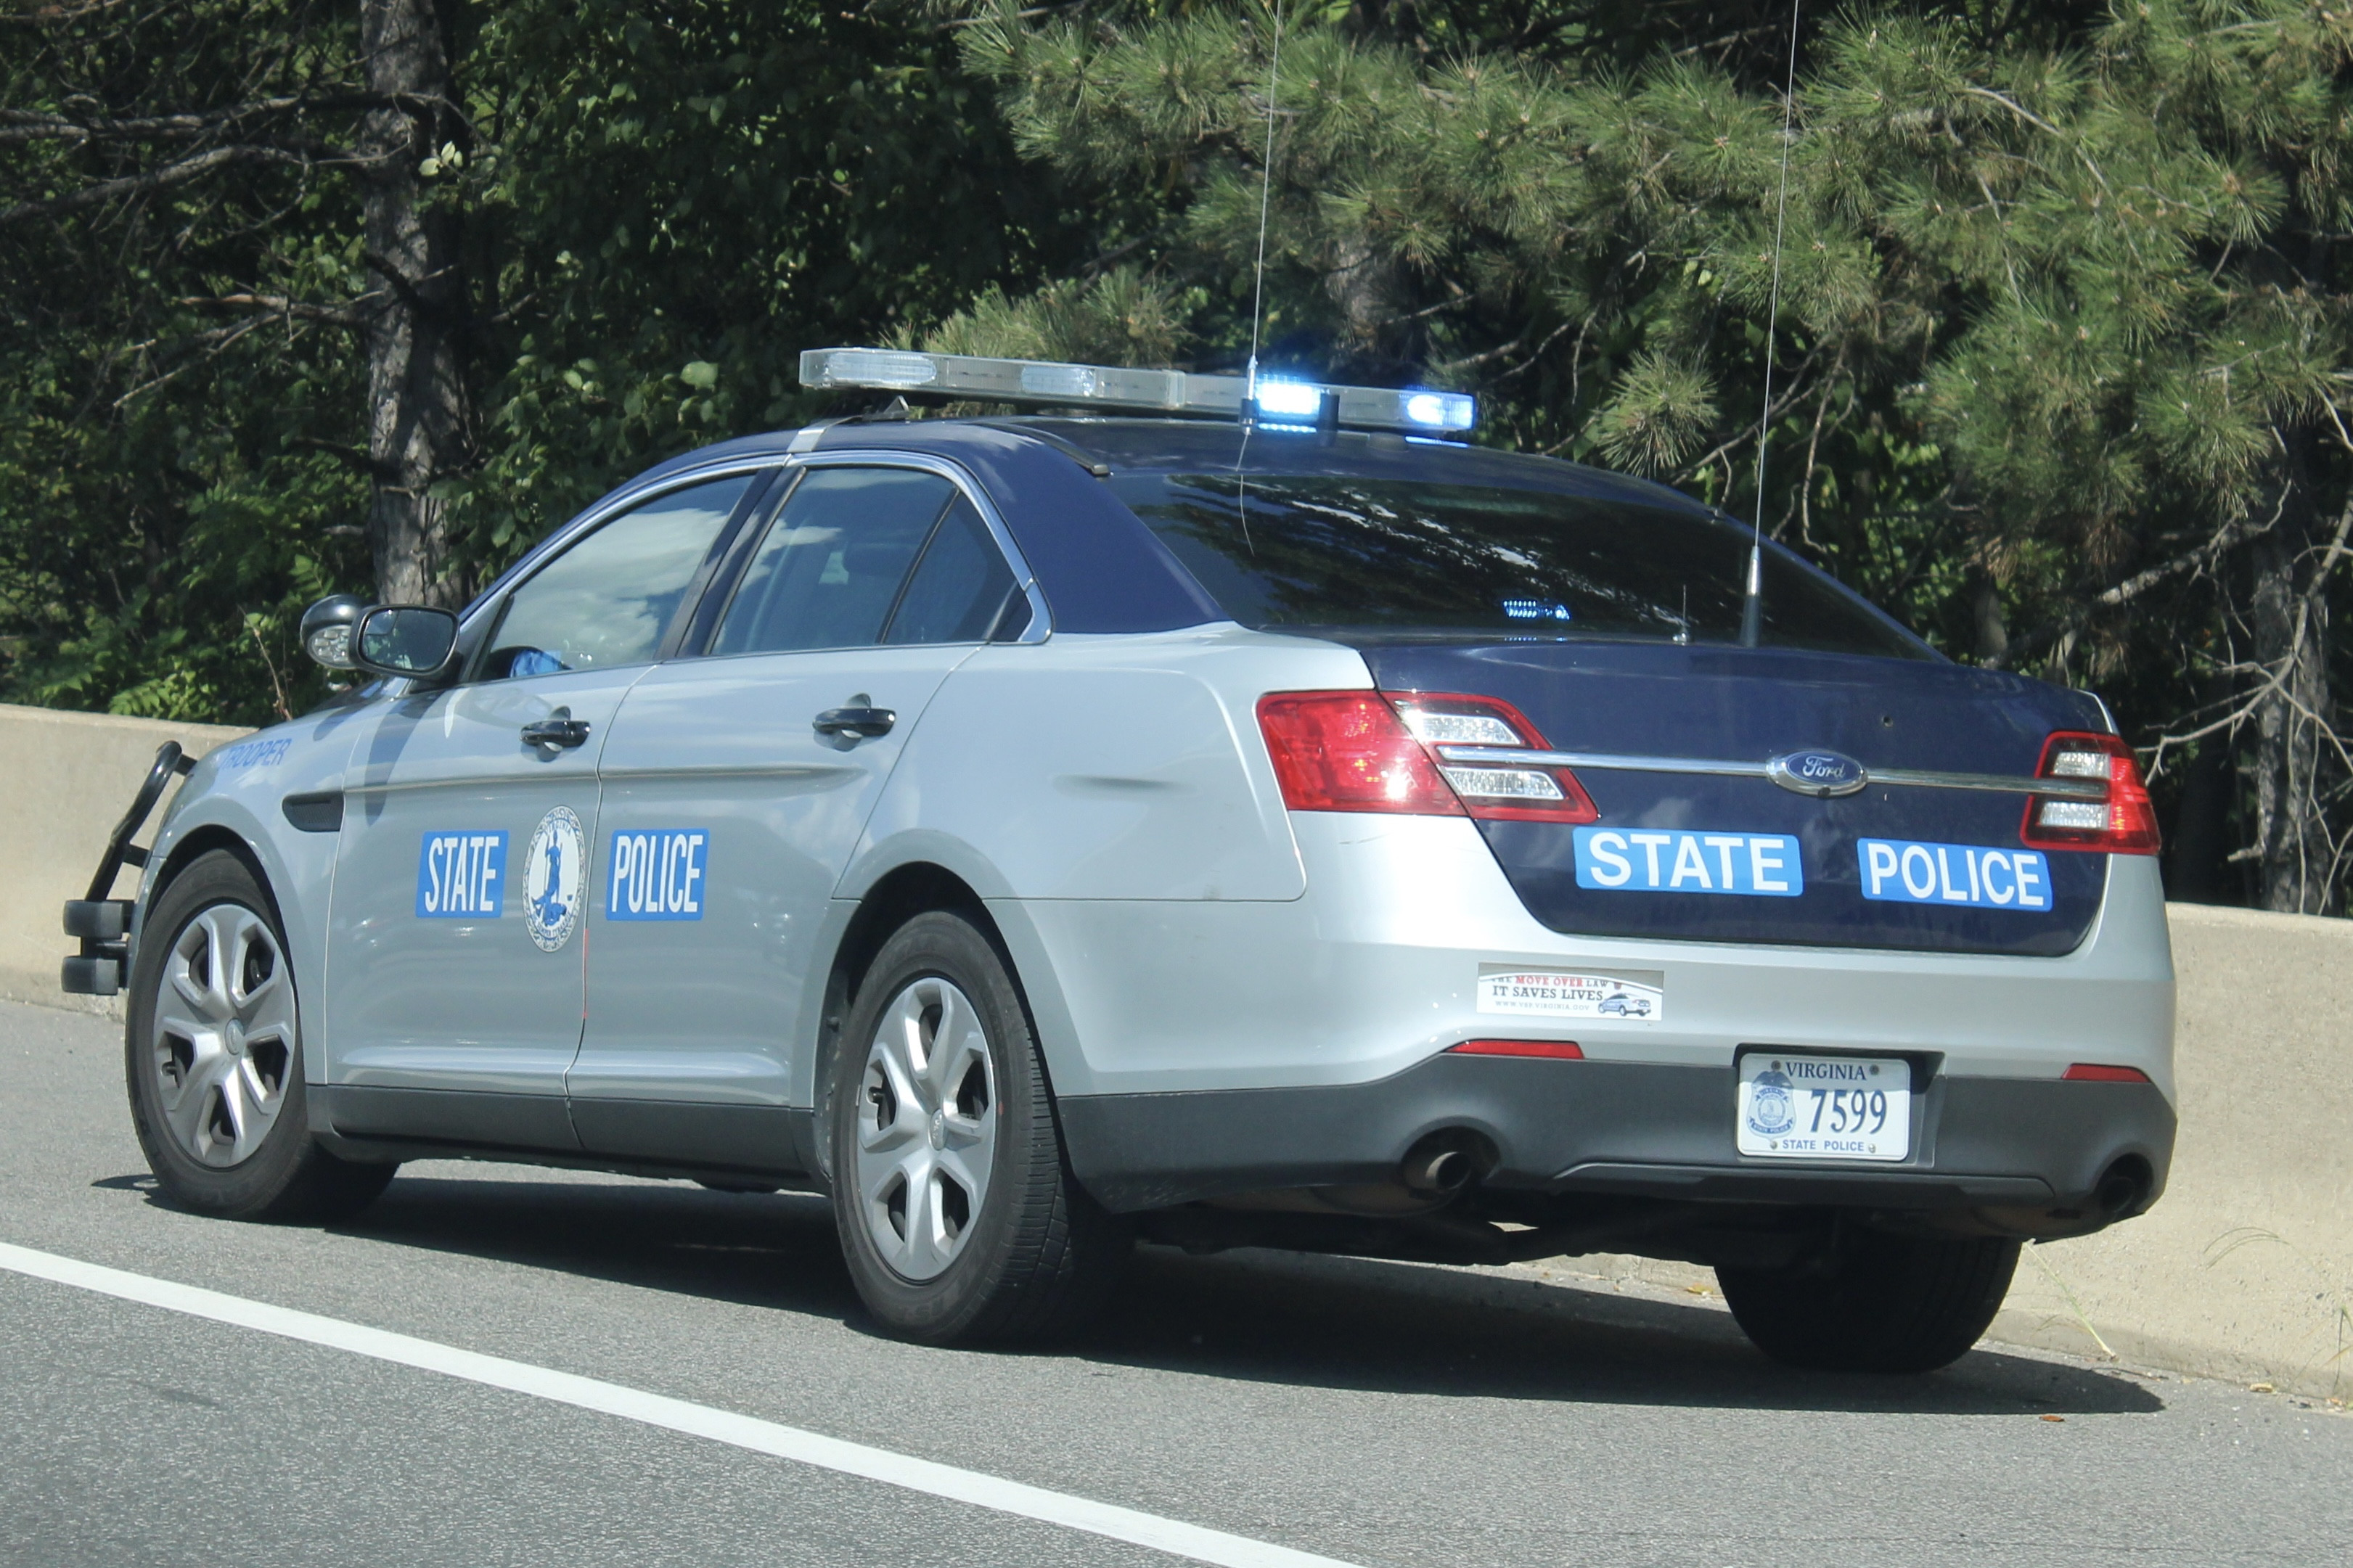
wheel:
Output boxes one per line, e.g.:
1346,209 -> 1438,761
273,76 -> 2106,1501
126,850 -> 397,1222
827,911 -> 1129,1343
1717,1227 -> 2020,1374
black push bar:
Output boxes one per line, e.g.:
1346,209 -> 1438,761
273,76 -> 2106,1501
60,741 -> 196,998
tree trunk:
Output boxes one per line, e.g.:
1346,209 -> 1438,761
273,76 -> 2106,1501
2241,486 -> 2336,914
359,0 -> 470,608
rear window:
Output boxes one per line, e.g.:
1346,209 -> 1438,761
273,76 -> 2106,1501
1110,474 -> 1926,658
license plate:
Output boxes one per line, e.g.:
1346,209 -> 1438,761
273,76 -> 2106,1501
1737,1052 -> 1912,1162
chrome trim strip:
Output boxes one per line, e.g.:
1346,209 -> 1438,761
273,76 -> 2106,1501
1433,745 -> 2110,800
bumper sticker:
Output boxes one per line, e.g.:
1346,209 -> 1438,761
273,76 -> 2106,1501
1478,965 -> 1664,1021
416,831 -> 509,919
1857,838 -> 2051,910
1573,827 -> 1803,896
606,829 -> 710,921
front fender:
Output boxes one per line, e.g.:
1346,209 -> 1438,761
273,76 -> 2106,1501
134,715 -> 364,1079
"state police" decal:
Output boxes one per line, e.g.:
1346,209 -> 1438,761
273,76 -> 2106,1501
416,831 -> 508,919
607,829 -> 710,921
1573,827 -> 1804,897
1857,838 -> 2051,911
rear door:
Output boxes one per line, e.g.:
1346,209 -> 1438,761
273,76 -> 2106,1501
570,459 -> 1033,1165
322,473 -> 759,1143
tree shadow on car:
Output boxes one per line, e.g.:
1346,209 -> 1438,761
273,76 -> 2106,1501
184,1164 -> 2159,1419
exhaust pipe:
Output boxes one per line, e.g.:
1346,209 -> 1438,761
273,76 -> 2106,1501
1400,1130 -> 1490,1195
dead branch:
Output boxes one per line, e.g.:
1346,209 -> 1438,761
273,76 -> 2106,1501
0,142 -> 306,226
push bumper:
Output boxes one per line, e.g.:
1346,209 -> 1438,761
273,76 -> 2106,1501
1060,1054 -> 2174,1238
59,742 -> 195,996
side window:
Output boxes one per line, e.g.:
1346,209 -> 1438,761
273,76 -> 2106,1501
483,476 -> 752,681
883,494 -> 1027,645
712,467 -> 954,656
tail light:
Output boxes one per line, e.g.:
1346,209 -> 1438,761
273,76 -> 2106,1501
2021,731 -> 2161,854
1256,690 -> 1598,821
1386,691 -> 1599,824
1255,692 -> 1465,815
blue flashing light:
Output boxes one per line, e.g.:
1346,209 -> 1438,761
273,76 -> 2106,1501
1253,380 -> 1324,419
1503,599 -> 1573,623
1404,391 -> 1476,431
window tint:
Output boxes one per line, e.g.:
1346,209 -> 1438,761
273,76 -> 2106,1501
1108,474 -> 1923,659
883,495 -> 1023,645
713,467 -> 954,656
483,475 -> 751,681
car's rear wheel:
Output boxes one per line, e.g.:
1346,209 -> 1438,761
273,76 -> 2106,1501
827,911 -> 1129,1343
126,850 -> 396,1222
1717,1226 -> 2020,1374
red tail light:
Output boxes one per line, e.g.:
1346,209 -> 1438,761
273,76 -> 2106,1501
1256,692 -> 1465,815
1383,691 -> 1599,824
1448,1038 -> 1585,1059
2063,1062 -> 2153,1083
2021,731 -> 2161,854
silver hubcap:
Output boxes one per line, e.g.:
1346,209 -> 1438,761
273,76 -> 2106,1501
150,903 -> 295,1167
854,976 -> 997,1281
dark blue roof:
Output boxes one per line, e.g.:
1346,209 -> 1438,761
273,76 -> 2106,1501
487,414 -> 1737,637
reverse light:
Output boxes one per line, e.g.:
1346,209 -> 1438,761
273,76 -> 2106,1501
1448,1039 -> 1585,1059
2021,731 -> 2161,854
1386,691 -> 1600,824
2063,1063 -> 2153,1083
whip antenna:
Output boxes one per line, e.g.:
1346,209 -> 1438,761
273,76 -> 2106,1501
1741,0 -> 1804,648
1243,0 -> 1285,413
1234,0 -> 1285,551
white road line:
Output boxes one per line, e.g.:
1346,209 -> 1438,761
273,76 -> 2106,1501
0,1240 -> 1362,1568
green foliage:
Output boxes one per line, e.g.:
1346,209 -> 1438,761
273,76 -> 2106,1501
0,0 -> 1110,723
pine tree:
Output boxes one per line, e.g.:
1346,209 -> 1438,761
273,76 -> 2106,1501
940,0 -> 2353,911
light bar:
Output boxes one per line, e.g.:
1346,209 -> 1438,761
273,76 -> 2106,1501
798,348 -> 1476,435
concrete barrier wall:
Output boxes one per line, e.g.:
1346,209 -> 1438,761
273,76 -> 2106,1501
0,702 -> 251,1012
1989,900 -> 2352,1397
0,703 -> 2344,1392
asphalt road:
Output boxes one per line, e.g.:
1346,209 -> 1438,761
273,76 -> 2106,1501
1,997 -> 2346,1568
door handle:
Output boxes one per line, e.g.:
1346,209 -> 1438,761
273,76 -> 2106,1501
521,716 -> 592,750
813,705 -> 896,739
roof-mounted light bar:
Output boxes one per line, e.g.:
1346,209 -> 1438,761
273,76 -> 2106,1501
797,348 -> 1476,436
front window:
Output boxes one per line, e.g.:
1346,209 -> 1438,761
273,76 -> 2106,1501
482,475 -> 753,680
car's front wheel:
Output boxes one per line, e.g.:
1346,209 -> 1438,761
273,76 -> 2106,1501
827,911 -> 1129,1343
126,850 -> 396,1222
1717,1226 -> 2020,1374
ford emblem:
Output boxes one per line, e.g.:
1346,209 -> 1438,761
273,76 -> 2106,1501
1767,749 -> 1869,798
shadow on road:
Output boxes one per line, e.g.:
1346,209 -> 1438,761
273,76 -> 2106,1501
97,1164 -> 2165,1419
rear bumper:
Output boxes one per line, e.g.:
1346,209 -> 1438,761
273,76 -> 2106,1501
1060,1054 -> 2174,1236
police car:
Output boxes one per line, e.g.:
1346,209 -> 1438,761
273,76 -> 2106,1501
62,348 -> 2175,1373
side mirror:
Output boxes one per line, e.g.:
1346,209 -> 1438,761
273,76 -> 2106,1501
352,604 -> 460,678
299,594 -> 369,670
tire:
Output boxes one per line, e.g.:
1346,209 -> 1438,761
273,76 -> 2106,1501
126,850 -> 396,1223
1718,1227 -> 2021,1374
827,911 -> 1129,1344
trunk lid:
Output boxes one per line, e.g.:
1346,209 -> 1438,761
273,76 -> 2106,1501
1357,639 -> 2111,956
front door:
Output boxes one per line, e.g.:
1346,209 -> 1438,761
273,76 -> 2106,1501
321,472 -> 761,1146
572,464 -> 1031,1167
